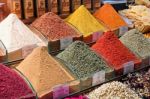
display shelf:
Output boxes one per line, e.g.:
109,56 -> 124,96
62,65 -> 150,98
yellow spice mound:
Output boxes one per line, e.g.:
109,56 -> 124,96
66,5 -> 107,37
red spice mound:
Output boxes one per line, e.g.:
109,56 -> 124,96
31,12 -> 80,41
0,64 -> 35,99
91,31 -> 141,71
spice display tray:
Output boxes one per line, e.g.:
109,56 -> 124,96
29,25 -> 83,53
62,65 -> 150,98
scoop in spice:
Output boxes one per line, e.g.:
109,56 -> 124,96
92,31 -> 141,73
0,64 -> 35,99
57,41 -> 113,79
16,47 -> 74,97
65,5 -> 107,37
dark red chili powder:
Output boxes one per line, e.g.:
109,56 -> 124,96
91,31 -> 141,72
0,64 -> 35,99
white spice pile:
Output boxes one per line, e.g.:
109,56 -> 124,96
16,47 -> 74,97
0,14 -> 43,53
88,81 -> 141,99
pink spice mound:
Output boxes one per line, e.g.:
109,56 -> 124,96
91,31 -> 141,72
31,12 -> 80,41
0,64 -> 35,99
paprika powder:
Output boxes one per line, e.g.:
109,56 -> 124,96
91,31 -> 141,74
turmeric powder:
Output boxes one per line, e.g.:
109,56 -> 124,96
66,5 -> 107,37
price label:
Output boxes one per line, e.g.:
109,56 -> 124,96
53,84 -> 69,99
119,26 -> 128,36
92,32 -> 103,42
22,44 -> 37,58
123,61 -> 134,75
92,71 -> 105,86
60,37 -> 73,50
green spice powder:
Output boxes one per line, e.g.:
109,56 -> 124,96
120,29 -> 150,59
56,41 -> 112,79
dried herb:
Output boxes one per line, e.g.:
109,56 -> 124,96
120,29 -> 150,59
121,68 -> 150,98
57,41 -> 113,79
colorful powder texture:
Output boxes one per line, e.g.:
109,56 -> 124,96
31,12 -> 80,41
94,4 -> 127,31
65,5 -> 107,37
0,64 -> 35,99
57,41 -> 113,79
0,14 -> 42,53
16,47 -> 74,97
91,31 -> 141,72
120,29 -> 150,59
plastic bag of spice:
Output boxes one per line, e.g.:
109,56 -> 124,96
31,12 -> 83,53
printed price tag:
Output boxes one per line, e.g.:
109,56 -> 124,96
22,44 -> 37,58
92,32 -> 103,42
119,26 -> 128,36
123,61 -> 134,75
53,84 -> 69,99
92,71 -> 105,86
60,37 -> 73,50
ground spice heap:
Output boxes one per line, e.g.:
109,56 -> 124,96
88,81 -> 141,99
0,64 -> 35,99
56,41 -> 113,79
121,68 -> 150,98
0,14 -> 42,53
94,4 -> 127,31
31,12 -> 80,41
17,47 -> 74,97
120,29 -> 150,59
92,31 -> 141,71
65,5 -> 106,37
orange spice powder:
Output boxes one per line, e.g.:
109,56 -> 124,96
94,4 -> 127,31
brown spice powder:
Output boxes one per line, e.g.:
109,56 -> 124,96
16,47 -> 74,97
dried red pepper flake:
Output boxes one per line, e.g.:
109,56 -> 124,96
91,31 -> 141,71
